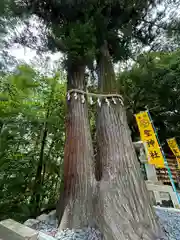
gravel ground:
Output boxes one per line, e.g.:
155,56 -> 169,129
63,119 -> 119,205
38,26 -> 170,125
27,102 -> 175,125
155,207 -> 180,240
55,228 -> 102,240
25,207 -> 180,240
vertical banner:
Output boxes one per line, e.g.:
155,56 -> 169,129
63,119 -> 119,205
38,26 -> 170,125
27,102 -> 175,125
167,138 -> 180,169
135,111 -> 164,168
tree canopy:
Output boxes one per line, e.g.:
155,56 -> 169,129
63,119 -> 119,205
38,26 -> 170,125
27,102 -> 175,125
1,0 -> 177,64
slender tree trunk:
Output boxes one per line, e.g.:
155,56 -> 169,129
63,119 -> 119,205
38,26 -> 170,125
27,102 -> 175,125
58,63 -> 95,230
42,139 -> 55,185
95,42 -> 163,240
31,109 -> 49,216
0,122 -> 3,135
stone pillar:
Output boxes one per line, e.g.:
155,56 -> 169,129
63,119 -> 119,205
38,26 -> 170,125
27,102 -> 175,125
145,163 -> 158,183
170,192 -> 180,209
153,191 -> 162,205
137,142 -> 158,183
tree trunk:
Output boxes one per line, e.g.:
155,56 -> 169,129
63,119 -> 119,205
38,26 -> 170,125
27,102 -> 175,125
31,107 -> 50,216
58,63 -> 95,230
31,122 -> 48,216
95,42 -> 163,240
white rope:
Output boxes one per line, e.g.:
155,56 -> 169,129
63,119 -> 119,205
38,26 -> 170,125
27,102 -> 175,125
67,89 -> 123,100
67,89 -> 124,106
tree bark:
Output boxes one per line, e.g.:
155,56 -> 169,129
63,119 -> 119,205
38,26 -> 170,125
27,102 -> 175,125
58,63 -> 95,230
31,86 -> 56,216
31,114 -> 49,216
95,42 -> 163,240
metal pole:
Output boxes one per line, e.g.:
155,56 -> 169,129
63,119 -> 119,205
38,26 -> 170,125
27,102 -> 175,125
147,110 -> 180,204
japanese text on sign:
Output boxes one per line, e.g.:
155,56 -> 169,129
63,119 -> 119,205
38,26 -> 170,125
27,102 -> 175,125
167,138 -> 180,169
135,111 -> 164,168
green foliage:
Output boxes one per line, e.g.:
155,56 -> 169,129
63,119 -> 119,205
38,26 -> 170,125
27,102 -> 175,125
117,50 -> 180,145
60,20 -> 97,62
0,0 -> 174,64
0,64 -> 66,221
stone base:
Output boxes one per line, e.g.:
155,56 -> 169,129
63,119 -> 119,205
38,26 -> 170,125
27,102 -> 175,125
146,181 -> 180,209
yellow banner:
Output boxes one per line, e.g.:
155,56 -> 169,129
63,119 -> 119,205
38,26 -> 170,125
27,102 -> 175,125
167,138 -> 180,168
135,111 -> 164,168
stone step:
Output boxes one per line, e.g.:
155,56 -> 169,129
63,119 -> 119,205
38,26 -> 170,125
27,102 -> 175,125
0,219 -> 38,240
38,232 -> 56,240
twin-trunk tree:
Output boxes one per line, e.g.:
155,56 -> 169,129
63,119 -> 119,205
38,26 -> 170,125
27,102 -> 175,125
58,43 -> 164,240
0,1 -> 174,237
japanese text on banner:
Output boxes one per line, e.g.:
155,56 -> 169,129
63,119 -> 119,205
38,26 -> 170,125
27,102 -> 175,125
167,138 -> 180,169
135,111 -> 164,168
